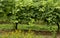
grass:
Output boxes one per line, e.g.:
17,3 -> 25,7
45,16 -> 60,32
0,24 -> 58,38
18,24 -> 58,31
0,30 -> 52,38
0,24 -> 58,31
0,24 -> 14,30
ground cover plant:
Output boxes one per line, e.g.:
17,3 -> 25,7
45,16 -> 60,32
0,0 -> 60,38
0,30 -> 53,38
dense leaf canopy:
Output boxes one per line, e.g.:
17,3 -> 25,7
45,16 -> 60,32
0,0 -> 60,25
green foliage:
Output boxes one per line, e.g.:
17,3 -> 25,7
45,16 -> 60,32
0,24 -> 14,30
0,0 -> 60,25
18,24 -> 58,31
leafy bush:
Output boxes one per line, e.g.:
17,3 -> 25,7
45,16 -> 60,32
0,0 -> 60,25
